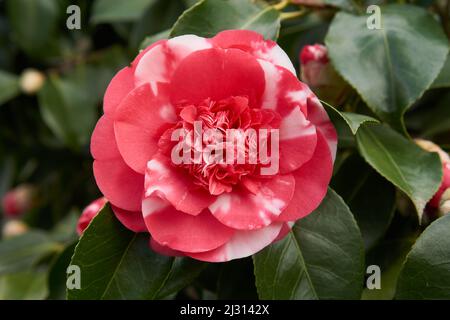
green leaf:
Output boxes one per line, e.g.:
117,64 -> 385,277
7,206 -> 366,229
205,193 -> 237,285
0,269 -> 48,300
332,154 -> 395,249
6,0 -> 59,57
253,189 -> 364,299
432,54 -> 450,88
170,0 -> 280,40
38,72 -> 97,149
325,4 -> 449,132
396,215 -> 450,299
48,242 -> 77,300
356,124 -> 442,217
0,231 -> 61,275
91,0 -> 157,23
0,70 -> 20,105
322,100 -> 379,135
68,204 -> 205,300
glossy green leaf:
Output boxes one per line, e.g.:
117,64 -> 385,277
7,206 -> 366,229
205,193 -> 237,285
396,215 -> 450,299
170,0 -> 280,40
68,204 -> 205,300
326,4 -> 449,132
38,72 -> 97,149
253,189 -> 364,299
0,231 -> 61,275
0,269 -> 48,300
332,154 -> 395,249
91,0 -> 157,23
0,70 -> 20,106
6,0 -> 59,57
356,124 -> 442,218
322,100 -> 379,135
432,54 -> 450,88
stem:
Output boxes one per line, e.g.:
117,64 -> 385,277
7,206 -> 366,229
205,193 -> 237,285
280,9 -> 307,21
272,0 -> 290,11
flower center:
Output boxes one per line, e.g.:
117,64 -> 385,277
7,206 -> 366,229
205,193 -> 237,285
158,96 -> 280,195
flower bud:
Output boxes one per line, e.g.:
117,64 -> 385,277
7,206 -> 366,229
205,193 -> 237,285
1,185 -> 36,218
300,44 -> 347,105
415,139 -> 450,213
19,69 -> 46,95
77,197 -> 108,235
2,220 -> 29,238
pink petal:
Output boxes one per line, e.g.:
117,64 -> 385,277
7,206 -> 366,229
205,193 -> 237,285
279,106 -> 317,174
277,131 -> 333,221
188,222 -> 283,262
134,35 -> 212,93
142,197 -> 234,253
170,48 -> 265,108
144,154 -> 215,215
77,197 -> 108,235
114,83 -> 176,174
273,222 -> 294,242
306,96 -> 337,162
111,205 -> 147,233
103,67 -> 135,115
91,116 -> 144,212
211,30 -> 296,76
258,60 -> 310,117
209,175 -> 295,230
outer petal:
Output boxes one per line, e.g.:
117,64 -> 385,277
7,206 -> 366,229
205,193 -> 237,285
188,222 -> 283,262
145,154 -> 215,215
306,96 -> 337,162
111,205 -> 147,233
114,83 -> 176,174
135,35 -> 212,93
103,67 -> 135,115
277,131 -> 333,221
279,106 -> 317,174
208,175 -> 295,230
211,30 -> 296,76
91,116 -> 144,211
142,197 -> 235,253
258,61 -> 309,116
170,48 -> 265,108
149,237 -> 184,257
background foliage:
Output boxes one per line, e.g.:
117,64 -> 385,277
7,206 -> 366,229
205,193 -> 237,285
0,0 -> 449,300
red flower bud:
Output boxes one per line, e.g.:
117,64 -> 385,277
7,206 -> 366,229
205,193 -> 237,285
77,197 -> 108,235
1,185 -> 36,218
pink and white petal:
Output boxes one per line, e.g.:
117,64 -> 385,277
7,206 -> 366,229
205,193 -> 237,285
170,48 -> 265,108
209,175 -> 295,230
142,197 -> 235,253
114,83 -> 176,174
211,30 -> 296,76
149,237 -> 184,257
103,67 -> 135,115
91,116 -> 145,212
273,221 -> 295,242
111,205 -> 147,233
306,96 -> 337,162
279,106 -> 317,174
258,61 -> 309,117
277,131 -> 333,221
145,154 -> 215,215
134,35 -> 212,92
188,222 -> 283,262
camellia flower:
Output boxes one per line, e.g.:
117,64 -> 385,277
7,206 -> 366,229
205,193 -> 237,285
415,139 -> 450,216
1,184 -> 36,218
76,197 -> 108,235
300,44 -> 347,105
91,30 -> 337,262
